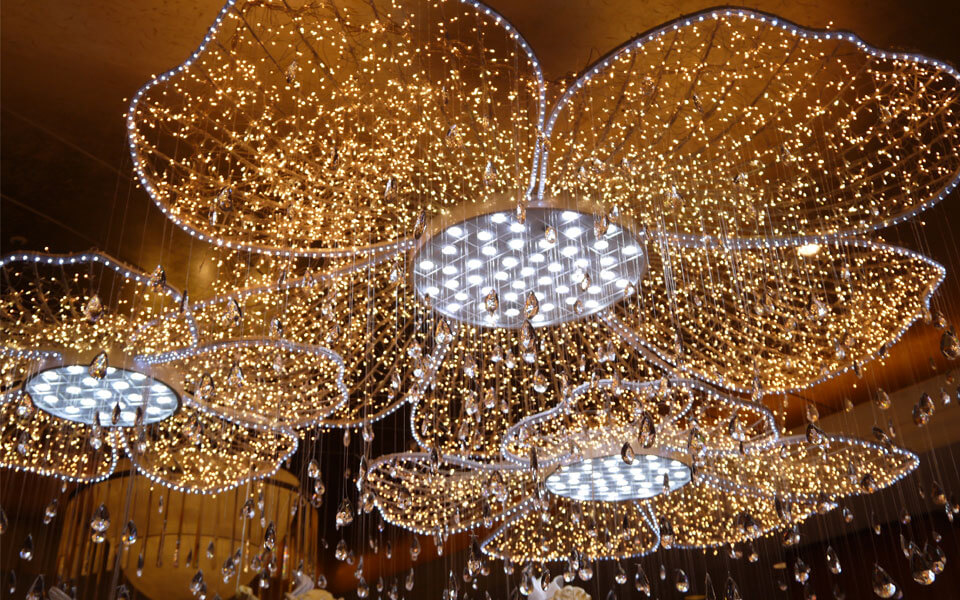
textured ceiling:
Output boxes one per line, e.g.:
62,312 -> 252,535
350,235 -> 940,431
2,0 -> 959,418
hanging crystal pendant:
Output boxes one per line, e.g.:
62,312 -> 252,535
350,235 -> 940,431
634,565 -> 650,595
875,388 -> 892,410
121,520 -> 138,546
148,265 -> 166,290
19,535 -> 34,560
14,393 -> 34,420
524,293 -> 540,319
872,564 -> 898,598
42,498 -> 58,525
673,568 -> 689,593
88,351 -> 108,379
413,210 -> 427,239
826,546 -> 841,574
83,294 -> 104,323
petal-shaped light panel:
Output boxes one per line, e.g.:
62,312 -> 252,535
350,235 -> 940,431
500,378 -> 777,468
1,251 -> 190,393
128,0 -> 545,257
139,338 -> 348,429
607,239 -> 943,394
481,495 -> 660,562
647,482 -> 816,550
364,452 -> 537,535
542,8 -> 960,245
0,398 -> 118,483
139,254 -> 439,427
702,433 -> 919,503
120,402 -> 298,494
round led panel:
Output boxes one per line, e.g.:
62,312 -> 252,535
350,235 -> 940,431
546,453 -> 691,502
413,207 -> 647,328
25,365 -> 179,426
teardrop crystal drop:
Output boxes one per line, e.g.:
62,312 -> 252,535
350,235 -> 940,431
148,265 -> 166,290
19,534 -> 34,560
872,564 -> 898,598
410,536 -> 421,561
197,373 -> 215,401
614,561 -> 627,585
723,576 -> 742,600
463,354 -> 477,378
83,294 -> 104,323
42,498 -> 58,525
875,388 -> 892,410
484,290 -> 499,315
673,568 -> 690,593
121,520 -> 138,546
634,565 -> 650,595
940,326 -> 960,359
88,351 -> 108,379
910,547 -> 935,585
90,503 -> 110,533
793,557 -> 810,583
638,411 -> 656,448
532,370 -> 548,394
524,293 -> 540,319
621,442 -> 635,465
805,423 -> 826,447
805,401 -> 820,423
826,545 -> 842,574
413,210 -> 427,239
434,317 -> 454,345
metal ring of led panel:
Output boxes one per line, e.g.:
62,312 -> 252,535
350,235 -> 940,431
25,365 -> 179,426
413,207 -> 647,328
546,453 -> 692,502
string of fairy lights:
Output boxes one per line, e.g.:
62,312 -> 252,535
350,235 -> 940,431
3,1 -> 960,599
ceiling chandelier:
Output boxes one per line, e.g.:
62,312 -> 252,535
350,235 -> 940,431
3,0 -> 960,599
0,251 -> 309,493
366,377 -> 918,564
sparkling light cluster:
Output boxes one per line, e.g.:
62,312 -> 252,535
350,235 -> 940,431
3,2 -> 955,590
128,0 -> 543,257
0,252 -> 301,493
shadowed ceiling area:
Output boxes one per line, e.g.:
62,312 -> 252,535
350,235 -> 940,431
2,1 -> 960,599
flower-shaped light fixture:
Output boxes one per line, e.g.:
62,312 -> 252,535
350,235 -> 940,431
0,251 -> 342,493
367,377 -> 917,563
125,1 -> 954,424
114,0 -> 960,580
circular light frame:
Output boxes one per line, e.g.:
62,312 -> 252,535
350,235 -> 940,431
25,364 -> 179,427
546,452 -> 692,502
413,207 -> 647,328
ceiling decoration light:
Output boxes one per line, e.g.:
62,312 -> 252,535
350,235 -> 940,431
24,365 -> 178,427
129,5 -> 960,257
414,207 -> 647,328
362,452 -> 538,536
4,2 -> 959,598
544,453 -> 692,502
0,252 -> 303,493
368,377 -> 917,563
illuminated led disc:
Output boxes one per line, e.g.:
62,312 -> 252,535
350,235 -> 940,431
546,453 -> 691,502
24,365 -> 179,426
413,207 -> 647,327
